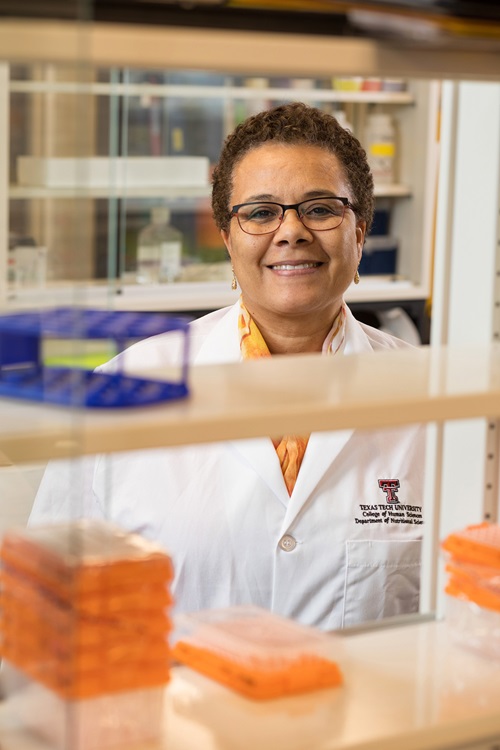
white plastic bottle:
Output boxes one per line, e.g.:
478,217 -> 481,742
244,77 -> 270,117
136,206 -> 183,284
334,109 -> 353,133
365,112 -> 396,185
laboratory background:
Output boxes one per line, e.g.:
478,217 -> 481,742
0,1 -> 500,749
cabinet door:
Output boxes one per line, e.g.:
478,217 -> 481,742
4,64 -> 438,342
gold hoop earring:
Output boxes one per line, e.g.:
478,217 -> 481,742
231,267 -> 238,291
354,269 -> 360,285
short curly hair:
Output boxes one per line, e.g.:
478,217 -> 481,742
212,101 -> 374,234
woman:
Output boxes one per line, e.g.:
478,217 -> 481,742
31,103 -> 425,630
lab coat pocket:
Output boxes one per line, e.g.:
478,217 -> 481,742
342,539 -> 421,628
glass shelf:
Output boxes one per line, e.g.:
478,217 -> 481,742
9,184 -> 412,199
2,342 -> 500,465
9,79 -> 415,104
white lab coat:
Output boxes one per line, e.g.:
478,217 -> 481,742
30,302 -> 425,630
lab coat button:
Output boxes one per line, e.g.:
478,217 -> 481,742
279,534 -> 297,552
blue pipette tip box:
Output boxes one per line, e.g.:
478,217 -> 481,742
0,308 -> 190,408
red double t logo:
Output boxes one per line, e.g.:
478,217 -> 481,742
378,479 -> 400,503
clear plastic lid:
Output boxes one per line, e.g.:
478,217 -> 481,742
2,519 -> 171,565
441,522 -> 500,568
174,606 -> 337,658
0,519 -> 174,597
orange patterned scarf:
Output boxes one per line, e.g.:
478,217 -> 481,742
238,300 -> 346,496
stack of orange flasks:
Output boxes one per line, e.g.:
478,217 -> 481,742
0,520 -> 174,749
172,605 -> 343,700
441,521 -> 500,658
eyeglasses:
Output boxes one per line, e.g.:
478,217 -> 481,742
230,196 -> 354,236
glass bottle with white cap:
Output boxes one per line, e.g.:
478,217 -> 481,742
136,206 -> 183,284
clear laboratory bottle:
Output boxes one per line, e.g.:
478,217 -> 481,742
365,112 -> 396,185
136,206 -> 183,284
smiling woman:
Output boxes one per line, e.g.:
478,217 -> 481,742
211,102 -> 374,354
219,141 -> 364,353
30,102 -> 426,631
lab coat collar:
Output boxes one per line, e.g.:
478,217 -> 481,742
192,300 -> 379,514
192,303 -> 290,506
284,305 -> 379,518
228,437 -> 291,508
343,304 -> 377,355
228,428 -> 356,515
280,428 -> 354,525
193,303 -> 241,365
193,301 -> 375,364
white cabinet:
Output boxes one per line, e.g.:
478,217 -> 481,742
2,64 -> 440,338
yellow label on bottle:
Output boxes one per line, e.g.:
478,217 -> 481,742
370,143 -> 395,157
172,128 -> 184,153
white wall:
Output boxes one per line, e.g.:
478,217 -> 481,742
422,80 -> 500,616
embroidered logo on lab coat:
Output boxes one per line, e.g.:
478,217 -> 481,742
378,478 -> 400,503
353,479 -> 423,526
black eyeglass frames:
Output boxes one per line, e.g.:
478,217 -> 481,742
230,196 -> 355,236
